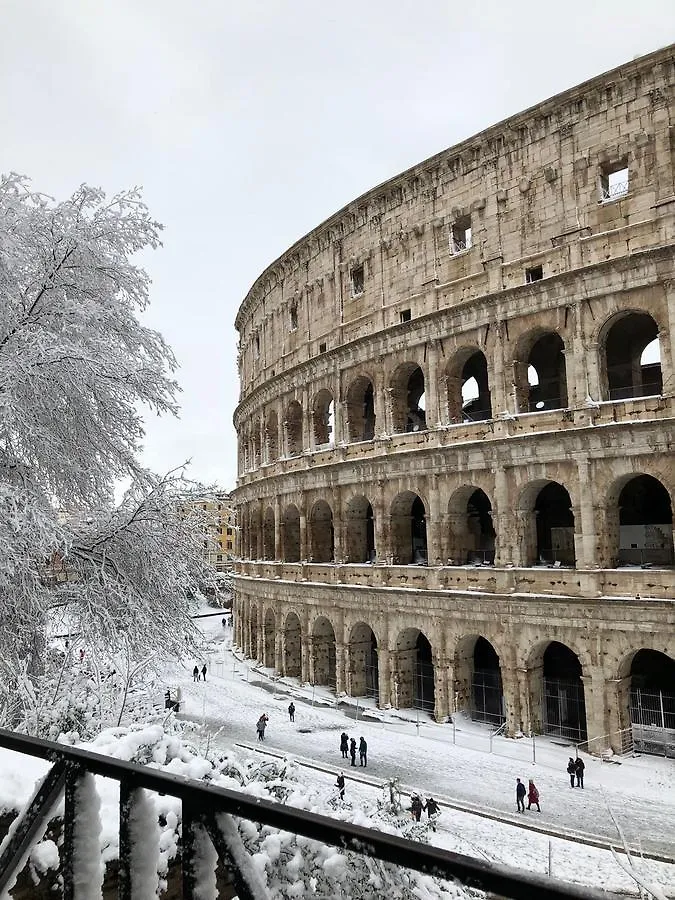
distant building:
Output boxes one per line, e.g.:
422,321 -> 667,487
189,491 -> 236,573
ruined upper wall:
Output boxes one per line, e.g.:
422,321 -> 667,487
235,45 -> 675,399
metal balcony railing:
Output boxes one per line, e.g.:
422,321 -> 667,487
0,728 -> 614,899
600,180 -> 629,201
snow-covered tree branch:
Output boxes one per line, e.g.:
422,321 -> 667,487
0,174 -> 215,697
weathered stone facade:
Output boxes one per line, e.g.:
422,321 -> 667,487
232,47 -> 675,753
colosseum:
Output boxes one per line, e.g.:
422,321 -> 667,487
232,45 -> 675,756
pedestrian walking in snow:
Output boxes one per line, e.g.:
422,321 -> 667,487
516,778 -> 526,812
424,797 -> 440,830
222,617 -> 226,628
358,736 -> 367,767
256,714 -> 269,741
79,648 -> 85,664
340,732 -> 349,759
527,779 -> 541,812
193,665 -> 200,682
201,664 -> 207,682
336,772 -> 345,801
567,757 -> 576,788
288,702 -> 295,722
349,737 -> 357,767
410,793 -> 423,822
575,757 -> 585,789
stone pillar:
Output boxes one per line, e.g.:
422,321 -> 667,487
299,505 -> 308,562
582,667 -> 609,753
437,373 -> 449,426
501,667 -> 522,736
377,648 -> 391,708
274,498 -> 282,561
585,341 -> 603,402
333,489 -> 344,564
432,652 -> 451,722
493,464 -> 511,565
577,458 -> 598,568
373,481 -> 390,563
301,387 -> 310,451
338,399 -> 349,444
491,322 -> 510,417
605,676 -> 632,752
428,474 -> 442,565
301,635 -> 311,684
383,386 -> 395,436
274,630 -> 283,673
516,666 -> 532,734
373,382 -> 387,439
335,640 -> 347,695
424,342 -> 440,427
255,606 -> 264,661
256,501 -> 264,560
663,280 -> 675,398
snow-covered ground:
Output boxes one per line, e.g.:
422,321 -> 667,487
163,610 -> 675,894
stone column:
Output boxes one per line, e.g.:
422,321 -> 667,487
432,652 -> 451,722
605,677 -> 632,752
301,387 -> 310,451
662,280 -> 675,398
424,342 -> 440,427
335,640 -> 347,695
516,666 -> 532,734
274,630 -> 283,673
377,648 -> 391,708
299,503 -> 308,562
501,667 -> 522,736
490,322 -> 510,417
383,386 -> 395,436
585,341 -> 602,402
493,464 -> 511,565
256,501 -> 264,560
274,498 -> 282,561
373,381 -> 387,439
333,489 -> 344,564
581,667 -> 609,753
255,606 -> 264,661
301,635 -> 311,684
577,458 -> 598,568
428,474 -> 442,566
373,480 -> 389,563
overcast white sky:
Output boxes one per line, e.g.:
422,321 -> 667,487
1,2 -> 672,489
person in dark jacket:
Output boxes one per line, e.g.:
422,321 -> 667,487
201,664 -> 207,682
575,757 -> 585,789
424,797 -> 440,830
358,736 -> 367,767
567,757 -> 576,788
336,772 -> 345,800
193,665 -> 200,682
349,737 -> 357,766
516,778 -> 526,812
288,702 -> 295,722
410,794 -> 423,822
527,779 -> 541,812
340,732 -> 349,758
256,714 -> 268,741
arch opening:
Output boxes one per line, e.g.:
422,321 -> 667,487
262,507 -> 275,560
461,352 -> 492,422
284,400 -> 303,457
348,622 -> 379,698
309,500 -> 334,563
390,364 -> 426,433
527,333 -> 568,412
346,496 -> 376,563
391,493 -> 427,565
628,650 -> 675,757
282,505 -> 301,562
540,641 -> 587,741
603,312 -> 662,401
617,475 -> 674,567
312,390 -> 335,448
455,636 -> 504,726
312,617 -> 336,689
346,377 -> 376,442
534,482 -> 576,566
265,410 -> 279,462
395,629 -> 435,712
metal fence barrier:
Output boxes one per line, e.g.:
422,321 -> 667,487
0,727 -> 615,899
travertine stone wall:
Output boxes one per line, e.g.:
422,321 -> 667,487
232,46 -> 675,752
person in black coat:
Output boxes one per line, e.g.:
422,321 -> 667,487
567,757 -> 576,788
575,757 -> 585,788
340,732 -> 349,758
410,794 -> 423,822
516,778 -> 526,812
424,797 -> 440,830
336,772 -> 345,800
288,702 -> 295,722
193,665 -> 200,682
358,736 -> 367,767
349,737 -> 357,766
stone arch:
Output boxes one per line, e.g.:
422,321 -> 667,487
390,362 -> 426,433
518,479 -> 576,566
514,329 -> 568,413
348,621 -> 379,698
263,607 -> 276,668
527,640 -> 587,741
390,491 -> 427,565
345,375 -> 376,442
312,388 -> 335,448
312,615 -> 336,688
265,410 -> 279,462
447,486 -> 496,565
345,494 -> 376,563
283,611 -> 302,677
262,506 -> 275,560
617,648 -> 675,756
309,499 -> 334,562
599,310 -> 662,401
610,473 -> 674,567
454,635 -> 505,725
445,346 -> 492,423
284,400 -> 303,457
282,504 -> 301,562
394,628 -> 434,711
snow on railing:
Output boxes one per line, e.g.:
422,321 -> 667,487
0,727 -> 612,900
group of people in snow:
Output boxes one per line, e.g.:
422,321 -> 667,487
409,793 -> 440,827
567,756 -> 585,788
339,732 -> 367,767
256,713 -> 269,741
515,778 -> 540,812
192,664 -> 208,682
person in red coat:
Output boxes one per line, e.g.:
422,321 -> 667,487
527,779 -> 541,812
